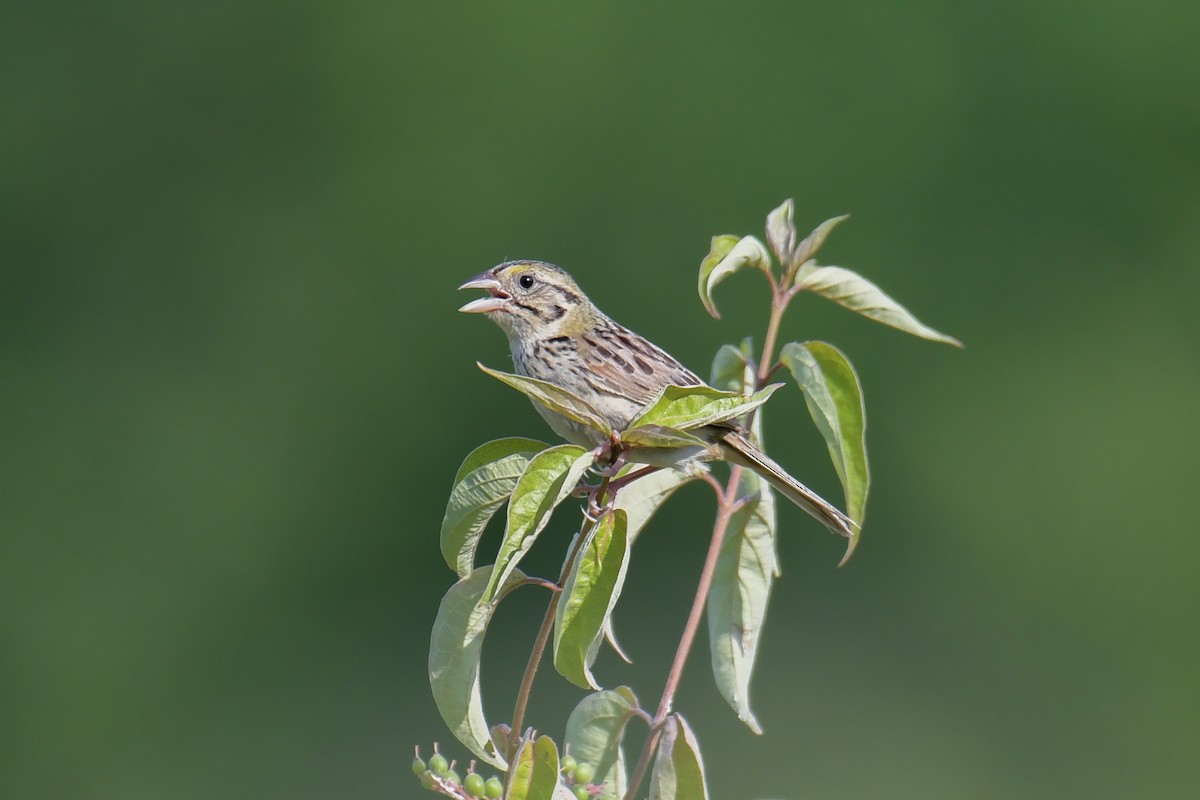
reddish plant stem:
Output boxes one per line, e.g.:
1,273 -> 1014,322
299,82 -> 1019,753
623,280 -> 793,799
622,471 -> 739,799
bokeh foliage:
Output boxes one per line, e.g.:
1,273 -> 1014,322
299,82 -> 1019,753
2,1 -> 1198,798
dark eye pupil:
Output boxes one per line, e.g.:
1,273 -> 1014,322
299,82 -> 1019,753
519,274 -> 535,289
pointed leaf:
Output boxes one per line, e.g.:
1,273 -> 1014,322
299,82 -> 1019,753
706,468 -> 776,733
620,424 -> 707,450
564,687 -> 639,797
794,266 -> 962,347
697,235 -> 772,319
484,444 -> 595,602
765,198 -> 797,267
441,438 -> 548,576
791,214 -> 850,269
628,383 -> 782,432
429,567 -> 525,768
781,341 -> 869,564
555,510 -> 631,689
478,363 -> 614,435
648,714 -> 709,800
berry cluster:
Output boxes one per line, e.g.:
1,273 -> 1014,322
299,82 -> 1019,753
411,744 -> 612,799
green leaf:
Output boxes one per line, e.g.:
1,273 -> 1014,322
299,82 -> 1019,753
781,341 -> 870,564
708,340 -> 755,394
477,363 -> 615,435
792,214 -> 850,269
765,198 -> 797,268
619,424 -> 707,450
697,234 -> 772,319
505,735 -> 572,800
484,445 -> 595,603
441,437 -> 548,576
613,466 -> 696,543
648,714 -> 709,800
564,687 -> 639,797
706,468 -> 776,733
794,266 -> 963,347
429,567 -> 525,769
628,383 -> 782,432
601,466 -> 697,663
554,510 -> 630,689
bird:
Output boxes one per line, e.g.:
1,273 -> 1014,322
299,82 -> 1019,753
458,259 -> 854,539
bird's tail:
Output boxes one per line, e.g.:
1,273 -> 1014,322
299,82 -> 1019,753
718,430 -> 857,540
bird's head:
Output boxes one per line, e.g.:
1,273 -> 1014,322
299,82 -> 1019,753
458,260 -> 594,339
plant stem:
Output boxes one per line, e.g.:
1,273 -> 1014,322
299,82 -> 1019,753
624,280 -> 794,799
623,470 -> 739,799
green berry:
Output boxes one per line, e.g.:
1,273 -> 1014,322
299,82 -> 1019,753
446,769 -> 461,786
573,785 -> 590,800
560,754 -> 577,775
464,773 -> 486,796
428,753 -> 449,777
573,762 -> 595,785
484,776 -> 504,798
412,757 -> 427,776
419,770 -> 437,791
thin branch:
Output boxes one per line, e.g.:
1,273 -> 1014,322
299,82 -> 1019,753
624,278 -> 796,799
507,478 -> 609,766
623,467 -> 742,799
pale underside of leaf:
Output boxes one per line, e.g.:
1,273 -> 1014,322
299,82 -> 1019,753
706,466 -> 776,734
564,687 -> 638,797
697,234 -> 771,319
441,437 -> 547,576
780,341 -> 870,565
649,714 -> 709,800
478,363 -> 615,434
429,567 -> 525,769
766,198 -> 797,268
795,265 -> 962,347
602,466 -> 697,661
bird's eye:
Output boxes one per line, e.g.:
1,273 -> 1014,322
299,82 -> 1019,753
518,274 -> 536,290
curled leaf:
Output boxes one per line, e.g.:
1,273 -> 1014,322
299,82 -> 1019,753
649,714 -> 709,800
781,341 -> 869,564
794,266 -> 963,347
697,235 -> 772,319
429,567 -> 525,768
765,198 -> 797,267
440,437 -> 547,576
506,735 -> 570,800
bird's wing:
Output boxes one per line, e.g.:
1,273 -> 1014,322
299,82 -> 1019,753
574,324 -> 704,407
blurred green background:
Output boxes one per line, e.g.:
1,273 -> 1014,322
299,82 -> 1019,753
3,1 -> 1197,797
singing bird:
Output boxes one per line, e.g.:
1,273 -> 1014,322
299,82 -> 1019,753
459,260 -> 853,539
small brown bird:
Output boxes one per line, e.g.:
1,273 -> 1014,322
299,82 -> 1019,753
459,260 -> 853,539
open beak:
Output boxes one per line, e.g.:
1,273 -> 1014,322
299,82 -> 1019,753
457,272 -> 511,314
